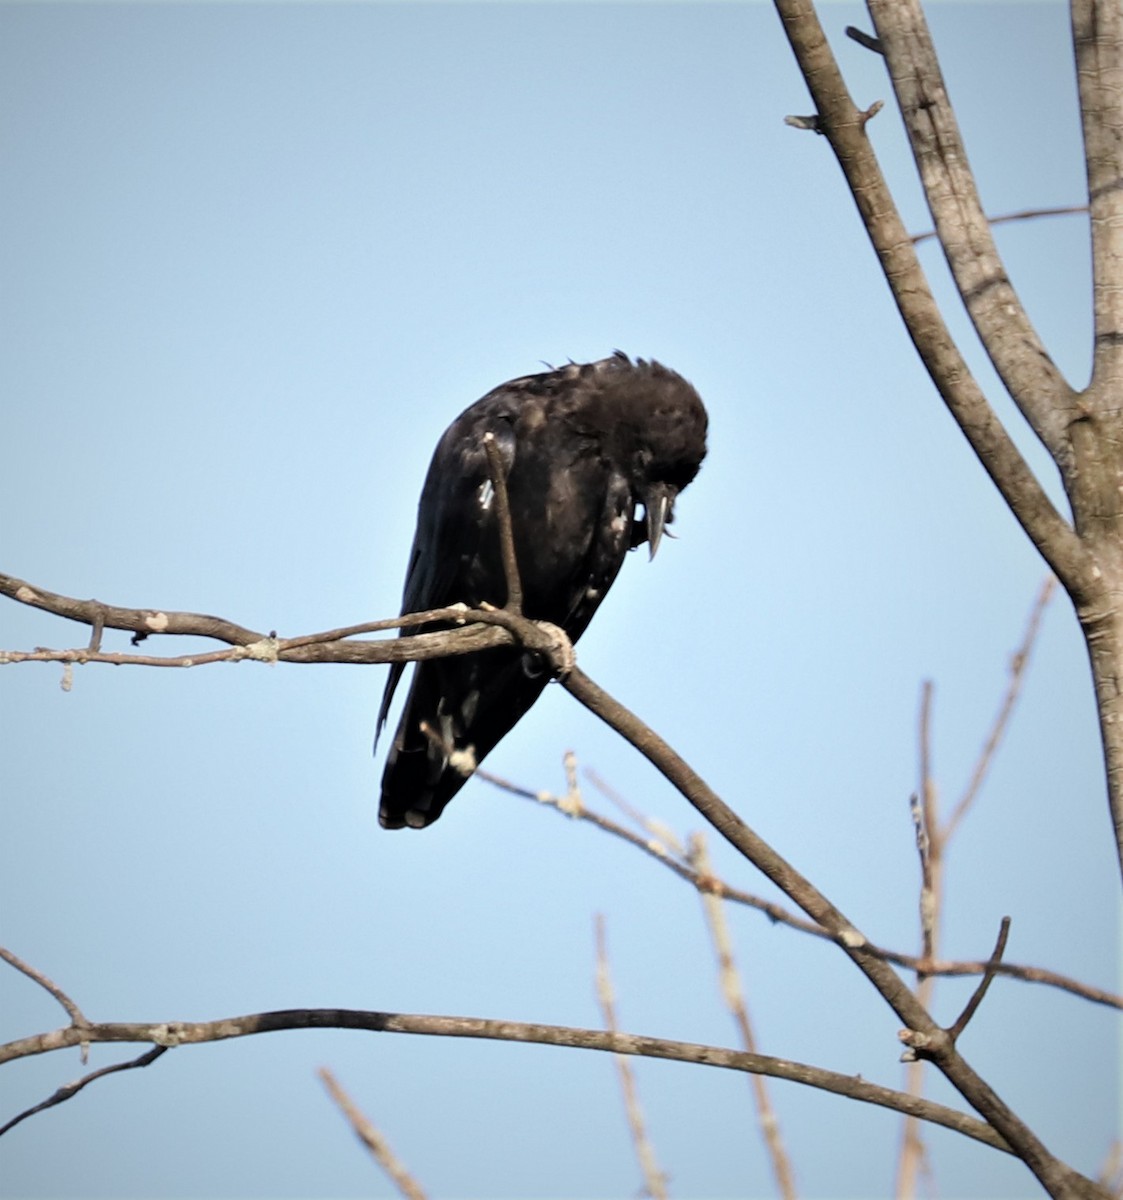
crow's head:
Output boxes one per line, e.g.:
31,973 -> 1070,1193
587,353 -> 708,558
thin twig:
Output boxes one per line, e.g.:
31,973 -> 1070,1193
594,915 -> 668,1200
844,24 -> 884,53
0,946 -> 89,1028
482,432 -> 523,615
689,834 -> 798,1200
3,645 -> 260,669
783,113 -> 823,134
474,768 -> 1121,1010
317,1067 -> 428,1200
916,680 -> 939,971
899,682 -> 942,1195
585,766 -> 653,830
87,603 -> 106,653
898,582 -> 1051,1198
585,767 -> 687,859
946,577 -> 1056,841
278,607 -> 487,647
0,1047 -> 167,1137
0,571 -> 267,644
563,749 -> 581,809
911,204 -> 1090,246
0,570 -> 574,670
946,918 -> 1012,1042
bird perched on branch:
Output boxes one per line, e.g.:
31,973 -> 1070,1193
376,352 -> 708,829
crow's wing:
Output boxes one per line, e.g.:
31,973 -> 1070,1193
378,459 -> 634,830
374,408 -> 516,745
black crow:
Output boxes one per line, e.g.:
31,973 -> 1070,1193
376,352 -> 708,829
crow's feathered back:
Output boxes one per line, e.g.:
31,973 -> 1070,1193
377,352 -> 708,829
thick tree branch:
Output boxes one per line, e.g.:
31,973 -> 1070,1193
773,0 -> 1096,609
867,0 -> 1079,468
563,663 -> 1107,1200
0,1003 -> 1011,1155
776,0 -> 1123,888
1068,0 -> 1123,884
1072,0 -> 1123,396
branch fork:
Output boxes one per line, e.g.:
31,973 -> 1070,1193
899,917 -> 1012,1062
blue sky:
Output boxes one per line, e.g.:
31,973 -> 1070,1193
1,3 -> 1116,1198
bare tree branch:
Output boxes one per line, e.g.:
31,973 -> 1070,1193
3,554 -> 1112,1191
946,918 -> 1012,1043
0,998 -> 1012,1155
689,834 -> 798,1200
914,681 -> 939,975
3,561 -> 1111,1192
901,573 -> 1059,1195
317,1067 -> 428,1200
0,573 -> 266,646
0,946 -> 90,1029
911,204 -> 1090,246
866,0 -> 1079,466
864,7 -> 1122,901
1067,0 -> 1123,888
778,0 -> 1123,897
20,568 -> 1094,1018
585,766 -> 687,857
0,1047 -> 168,1138
477,765 -> 1121,1010
0,572 -> 575,670
898,578 -> 1052,1197
1072,0 -> 1123,393
0,571 -> 499,661
900,684 -> 939,1199
773,1 -> 1096,609
562,664 -> 1107,1200
844,25 -> 883,55
594,916 -> 668,1200
947,577 -> 1056,839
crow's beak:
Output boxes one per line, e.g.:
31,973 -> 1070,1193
644,482 -> 676,560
